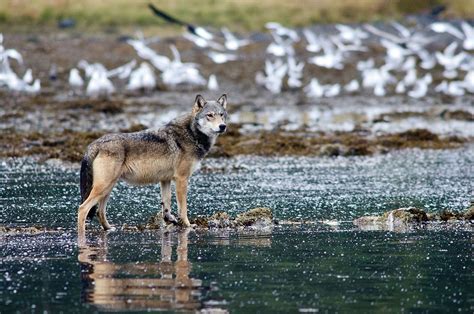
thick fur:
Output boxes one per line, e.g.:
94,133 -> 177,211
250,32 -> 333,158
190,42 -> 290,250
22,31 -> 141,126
77,94 -> 228,233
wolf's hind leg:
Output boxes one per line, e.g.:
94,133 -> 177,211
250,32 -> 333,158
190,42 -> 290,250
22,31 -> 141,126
160,180 -> 178,225
78,155 -> 123,233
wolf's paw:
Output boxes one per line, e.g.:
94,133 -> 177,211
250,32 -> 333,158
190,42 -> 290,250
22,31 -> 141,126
104,225 -> 116,232
163,212 -> 179,225
178,218 -> 195,228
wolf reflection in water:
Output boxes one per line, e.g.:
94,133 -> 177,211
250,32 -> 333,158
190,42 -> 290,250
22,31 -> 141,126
78,229 -> 206,311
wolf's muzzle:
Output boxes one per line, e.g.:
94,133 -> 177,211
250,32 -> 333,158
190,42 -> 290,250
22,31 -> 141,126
218,124 -> 227,132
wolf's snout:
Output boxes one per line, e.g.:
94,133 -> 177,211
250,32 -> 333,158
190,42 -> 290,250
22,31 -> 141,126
219,124 -> 227,132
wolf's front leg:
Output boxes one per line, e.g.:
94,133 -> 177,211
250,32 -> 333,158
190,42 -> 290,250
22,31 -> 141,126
160,180 -> 178,225
175,178 -> 191,227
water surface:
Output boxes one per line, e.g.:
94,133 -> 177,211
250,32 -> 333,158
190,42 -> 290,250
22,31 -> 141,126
1,148 -> 473,312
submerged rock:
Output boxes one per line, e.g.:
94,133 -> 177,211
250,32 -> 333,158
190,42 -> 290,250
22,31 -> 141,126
140,207 -> 275,231
234,207 -> 272,227
354,205 -> 473,231
207,211 -> 232,228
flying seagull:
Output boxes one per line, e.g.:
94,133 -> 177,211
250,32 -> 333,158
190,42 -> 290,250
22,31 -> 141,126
148,3 -> 213,40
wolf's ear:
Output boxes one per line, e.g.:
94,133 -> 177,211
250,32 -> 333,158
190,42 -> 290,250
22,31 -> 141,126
217,94 -> 227,109
193,94 -> 206,111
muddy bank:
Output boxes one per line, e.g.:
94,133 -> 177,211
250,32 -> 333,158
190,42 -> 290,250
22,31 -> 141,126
0,31 -> 472,163
0,126 -> 468,162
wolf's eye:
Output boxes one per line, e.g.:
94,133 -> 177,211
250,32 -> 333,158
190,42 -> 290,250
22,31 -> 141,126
206,113 -> 214,118
220,112 -> 224,117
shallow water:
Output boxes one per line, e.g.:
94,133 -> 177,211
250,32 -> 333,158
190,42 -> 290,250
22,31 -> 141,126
1,148 -> 473,312
2,227 -> 473,313
0,147 -> 472,227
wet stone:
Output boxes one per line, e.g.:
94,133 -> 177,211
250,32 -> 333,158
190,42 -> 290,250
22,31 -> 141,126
233,207 -> 273,227
354,206 -> 474,231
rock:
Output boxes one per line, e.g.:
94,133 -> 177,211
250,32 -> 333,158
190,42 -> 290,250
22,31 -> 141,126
464,202 -> 474,220
439,210 -> 464,221
209,211 -> 231,228
234,207 -> 273,227
145,214 -> 163,229
383,207 -> 428,231
319,144 -> 343,157
354,205 -> 474,232
354,207 -> 428,231
353,216 -> 385,230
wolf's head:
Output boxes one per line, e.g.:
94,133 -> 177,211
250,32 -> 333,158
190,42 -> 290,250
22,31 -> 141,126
193,94 -> 228,136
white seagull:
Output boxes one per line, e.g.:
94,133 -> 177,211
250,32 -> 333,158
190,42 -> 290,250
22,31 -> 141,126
68,68 -> 84,91
435,42 -> 466,79
221,27 -> 251,50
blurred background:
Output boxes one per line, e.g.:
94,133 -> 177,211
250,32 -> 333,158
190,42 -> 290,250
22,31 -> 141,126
1,0 -> 473,31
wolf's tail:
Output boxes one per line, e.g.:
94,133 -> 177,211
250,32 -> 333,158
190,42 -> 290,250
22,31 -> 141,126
80,153 -> 97,220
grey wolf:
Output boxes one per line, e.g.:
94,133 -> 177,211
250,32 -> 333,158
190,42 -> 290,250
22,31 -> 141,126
78,94 -> 228,233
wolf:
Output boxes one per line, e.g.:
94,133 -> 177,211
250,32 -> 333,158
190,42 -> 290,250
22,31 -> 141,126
77,94 -> 228,233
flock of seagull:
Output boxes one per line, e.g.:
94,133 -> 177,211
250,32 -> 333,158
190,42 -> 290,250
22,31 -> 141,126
0,34 -> 40,93
256,20 -> 474,98
1,16 -> 474,99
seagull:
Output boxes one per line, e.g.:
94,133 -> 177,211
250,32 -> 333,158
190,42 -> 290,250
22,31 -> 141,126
463,70 -> 474,93
0,46 -> 23,66
183,32 -> 224,50
431,21 -> 474,50
435,42 -> 466,79
395,81 -> 406,94
309,37 -> 343,69
324,83 -> 341,97
430,22 -> 464,39
332,36 -> 368,53
207,51 -> 237,64
304,78 -> 324,98
23,79 -> 40,94
221,27 -> 251,50
266,32 -> 295,57
403,68 -> 417,86
380,39 -> 411,68
149,44 -> 205,87
335,24 -> 368,46
357,58 -> 375,71
127,62 -> 156,91
344,79 -> 360,93
68,68 -> 84,91
107,59 -> 137,79
447,81 -> 465,96
408,73 -> 432,98
22,69 -> 33,84
287,56 -> 304,89
255,59 -> 288,94
416,49 -> 436,70
361,64 -> 395,96
0,34 -> 40,94
148,3 -> 213,40
374,82 -> 387,96
362,65 -> 395,89
86,70 -> 115,98
265,22 -> 299,42
127,39 -> 170,71
207,74 -> 218,90
365,22 -> 432,52
434,80 -> 449,94
302,28 -> 321,53
460,22 -> 474,50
